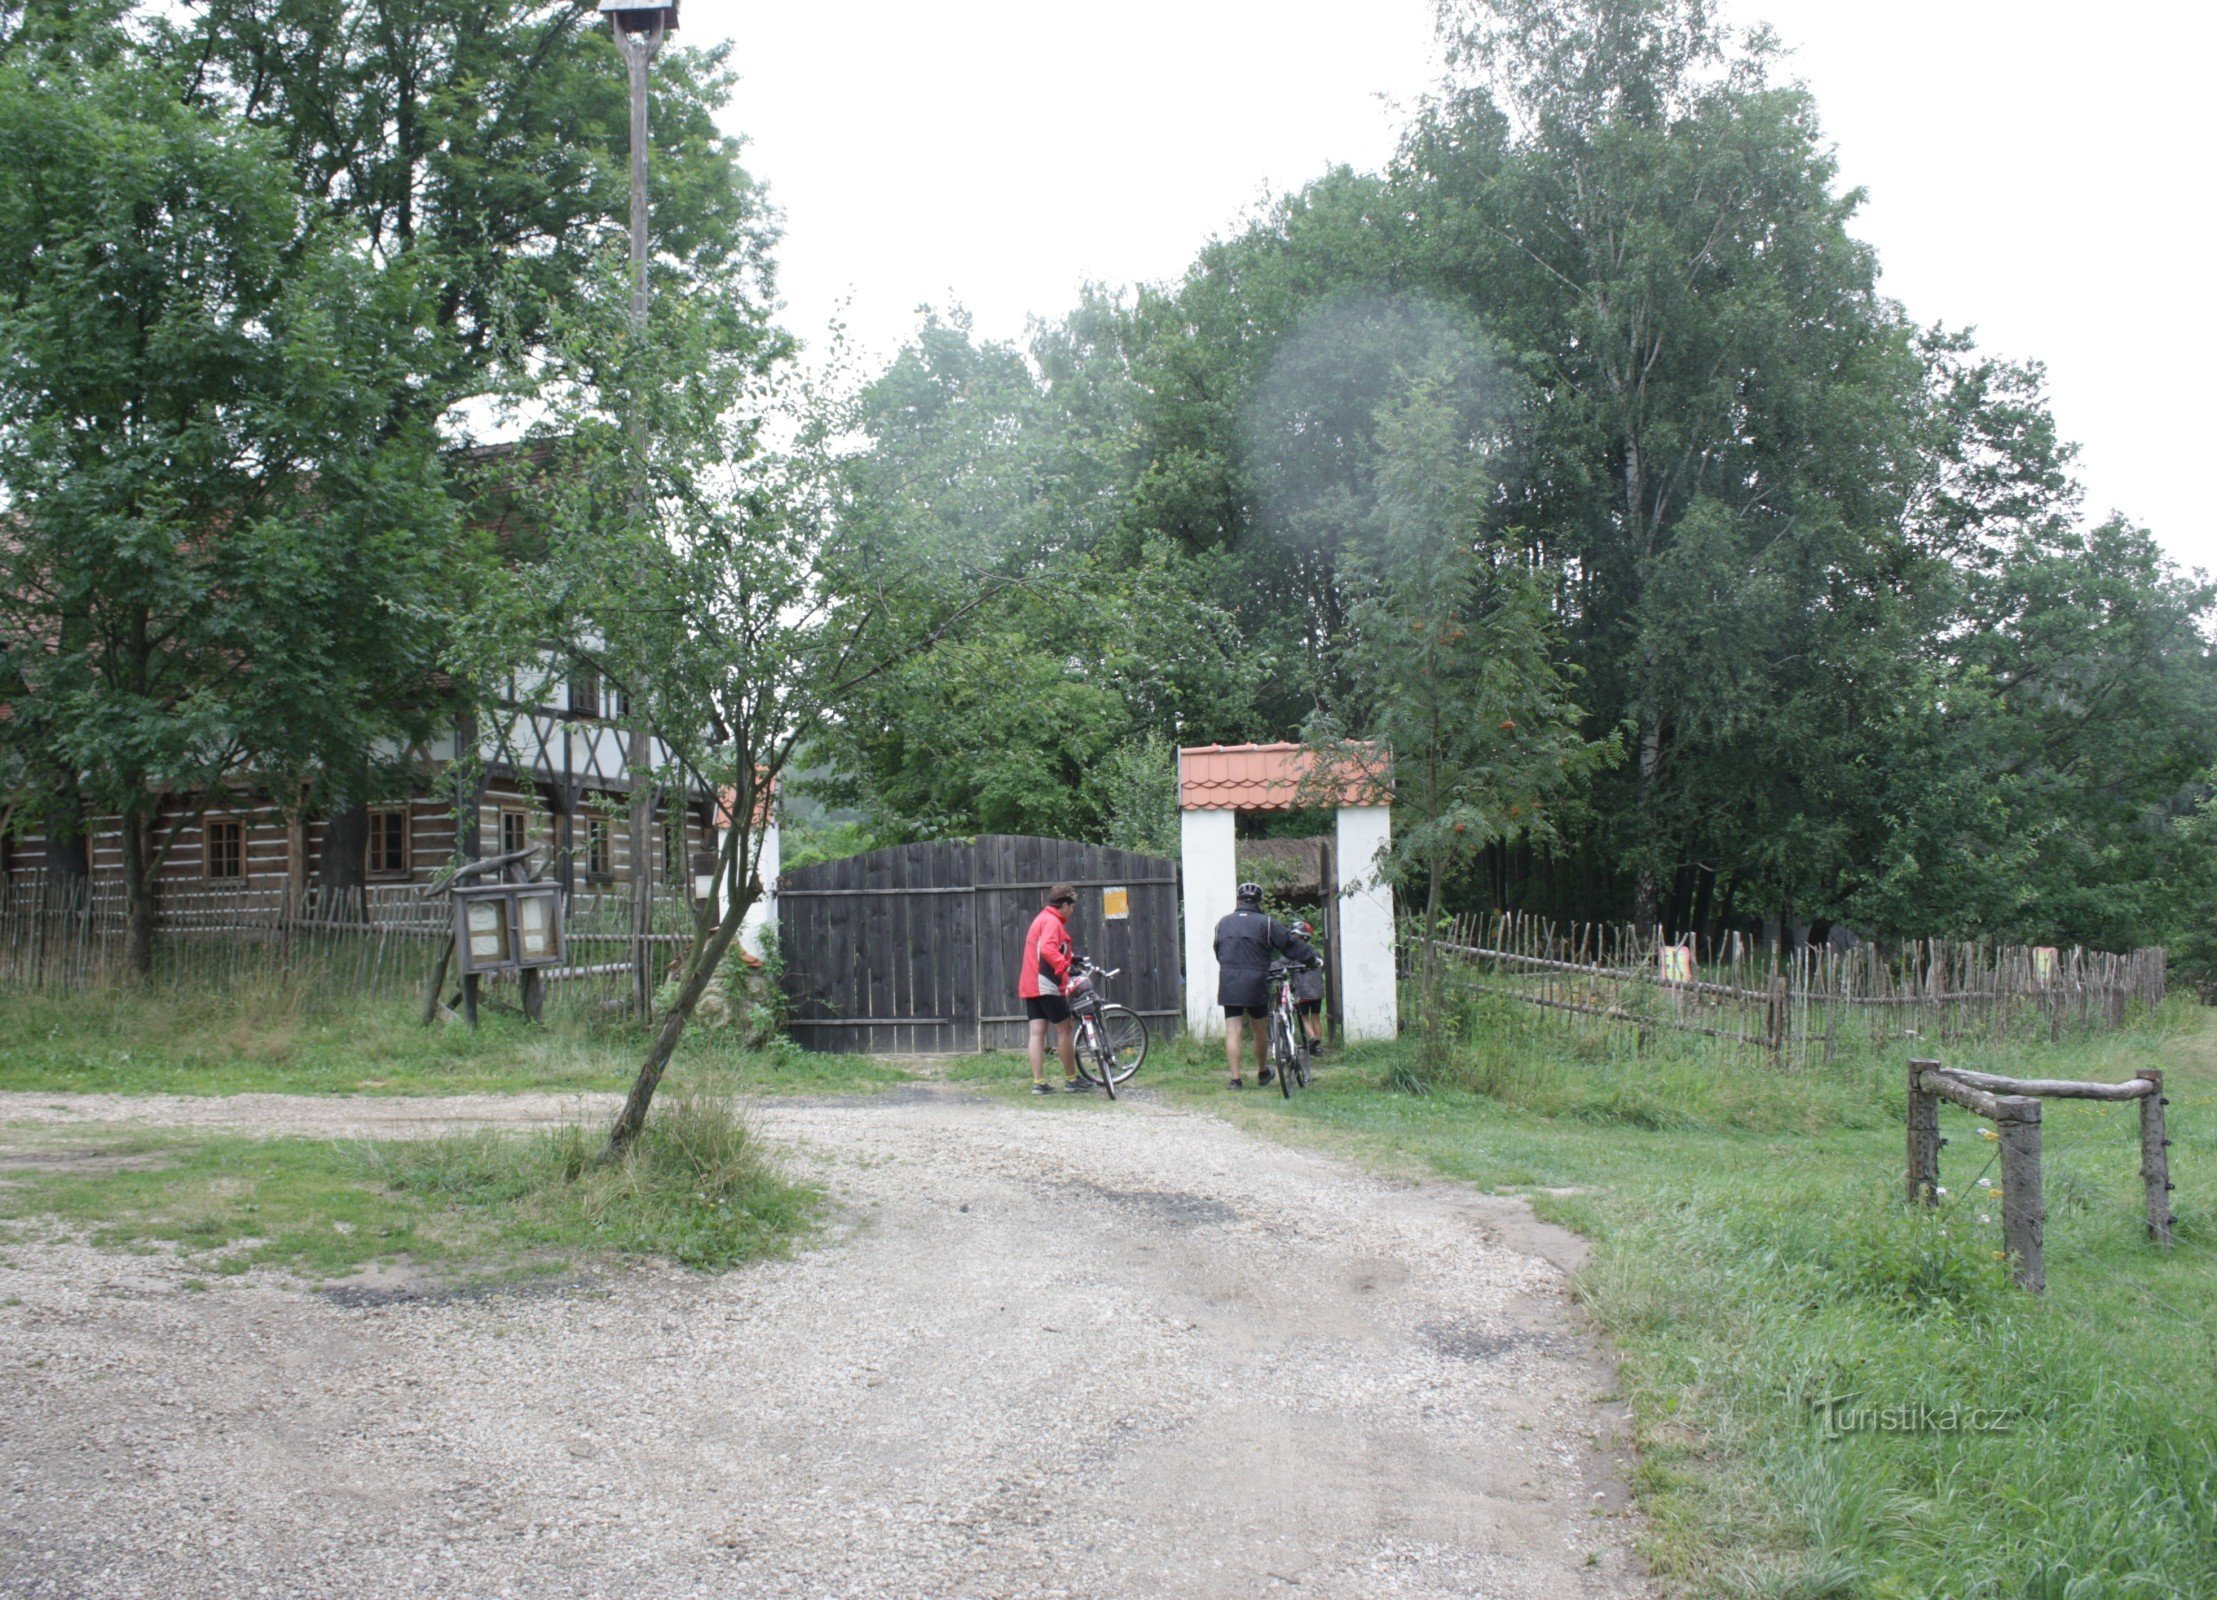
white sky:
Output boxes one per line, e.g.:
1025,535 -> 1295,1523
696,0 -> 2214,576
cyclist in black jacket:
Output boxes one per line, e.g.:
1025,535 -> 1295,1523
1215,882 -> 1318,1089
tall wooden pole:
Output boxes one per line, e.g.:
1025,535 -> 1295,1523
1905,1058 -> 1941,1206
2140,1068 -> 2175,1247
1994,1094 -> 2045,1293
618,18 -> 665,1022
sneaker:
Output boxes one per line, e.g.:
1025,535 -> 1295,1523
1031,1081 -> 1056,1096
1257,1067 -> 1276,1087
1062,1077 -> 1092,1093
1227,1076 -> 1245,1090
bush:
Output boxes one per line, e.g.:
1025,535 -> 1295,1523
1822,1191 -> 2014,1315
374,1082 -> 817,1270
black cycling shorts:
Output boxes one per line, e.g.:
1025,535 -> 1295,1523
1024,994 -> 1071,1024
1223,1004 -> 1267,1020
1296,999 -> 1322,1016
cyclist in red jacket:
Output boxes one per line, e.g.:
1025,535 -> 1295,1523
1019,882 -> 1087,1094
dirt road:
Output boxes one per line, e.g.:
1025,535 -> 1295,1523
0,1086 -> 1647,1599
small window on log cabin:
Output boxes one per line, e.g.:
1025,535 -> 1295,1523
366,807 -> 409,879
586,816 -> 611,878
501,809 -> 528,859
568,665 -> 600,717
205,818 -> 244,880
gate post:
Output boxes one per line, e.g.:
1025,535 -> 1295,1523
2140,1068 -> 2174,1247
1906,1059 -> 1940,1206
1995,1094 -> 2045,1293
1334,804 -> 1397,1042
1181,806 -> 1237,1037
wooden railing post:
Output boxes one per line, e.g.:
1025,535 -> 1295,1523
1906,1058 -> 1942,1206
1994,1094 -> 2045,1292
2140,1068 -> 2174,1247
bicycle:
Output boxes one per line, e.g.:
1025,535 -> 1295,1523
1265,957 -> 1315,1098
1066,956 -> 1149,1099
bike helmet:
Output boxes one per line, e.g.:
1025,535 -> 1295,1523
1292,920 -> 1314,938
1236,881 -> 1263,902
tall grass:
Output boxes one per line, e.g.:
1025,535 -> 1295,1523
1172,991 -> 2217,1598
0,984 -> 908,1097
1,1081 -> 818,1277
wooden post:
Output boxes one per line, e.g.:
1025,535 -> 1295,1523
1994,1094 -> 2045,1292
1766,974 -> 1789,1061
1906,1058 -> 1941,1206
2140,1068 -> 2174,1247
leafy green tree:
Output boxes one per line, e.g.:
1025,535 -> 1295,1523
1400,0 -> 1934,930
156,0 -> 777,407
812,315 -> 1265,844
0,43 -> 468,975
1312,366 -> 1614,1077
459,254 -> 1002,1156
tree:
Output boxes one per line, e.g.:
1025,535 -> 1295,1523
1400,0 -> 1934,931
157,0 -> 776,411
460,257 -> 1004,1157
811,314 -> 1265,844
1311,363 -> 1614,1077
0,41 -> 467,974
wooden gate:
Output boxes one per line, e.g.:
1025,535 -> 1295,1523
777,836 -> 1181,1054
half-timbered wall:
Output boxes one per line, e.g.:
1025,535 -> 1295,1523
1,650 -> 719,899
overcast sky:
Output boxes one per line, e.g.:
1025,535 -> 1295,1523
693,0 -> 2213,576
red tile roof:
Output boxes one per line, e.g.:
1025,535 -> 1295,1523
1178,742 -> 1390,812
715,770 -> 777,830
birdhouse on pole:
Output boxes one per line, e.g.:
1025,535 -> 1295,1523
598,0 -> 677,36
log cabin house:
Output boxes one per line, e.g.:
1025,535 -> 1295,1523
0,444 -> 728,921
0,655 -> 721,918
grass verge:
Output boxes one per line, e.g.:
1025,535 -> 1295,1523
1149,996 -> 2217,1600
0,987 -> 907,1097
0,1083 -> 816,1277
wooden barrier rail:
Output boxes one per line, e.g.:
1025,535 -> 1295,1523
1906,1057 -> 2174,1293
1424,914 -> 2166,1066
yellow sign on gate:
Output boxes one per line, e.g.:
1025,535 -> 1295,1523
1102,886 -> 1130,920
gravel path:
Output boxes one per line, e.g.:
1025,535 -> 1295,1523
0,1086 -> 1649,1599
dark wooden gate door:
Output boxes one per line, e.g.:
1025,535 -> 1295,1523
778,835 -> 1179,1054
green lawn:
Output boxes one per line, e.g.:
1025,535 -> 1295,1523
1145,999 -> 2216,1599
0,1082 -> 816,1279
0,987 -> 909,1097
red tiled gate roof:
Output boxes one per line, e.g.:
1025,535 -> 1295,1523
1177,743 -> 1389,812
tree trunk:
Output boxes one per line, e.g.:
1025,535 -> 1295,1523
1632,712 -> 1662,927
1417,859 -> 1446,1078
323,802 -> 368,918
120,808 -> 158,981
603,887 -> 754,1161
1689,863 -> 1716,947
42,789 -> 89,908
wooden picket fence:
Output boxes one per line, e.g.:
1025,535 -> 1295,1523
1423,911 -> 2167,1066
0,874 -> 698,1023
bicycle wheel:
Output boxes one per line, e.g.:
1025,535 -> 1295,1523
1094,1004 -> 1149,1084
1089,1019 -> 1118,1100
1071,1014 -> 1116,1096
1272,1011 -> 1295,1098
1072,1014 -> 1107,1088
